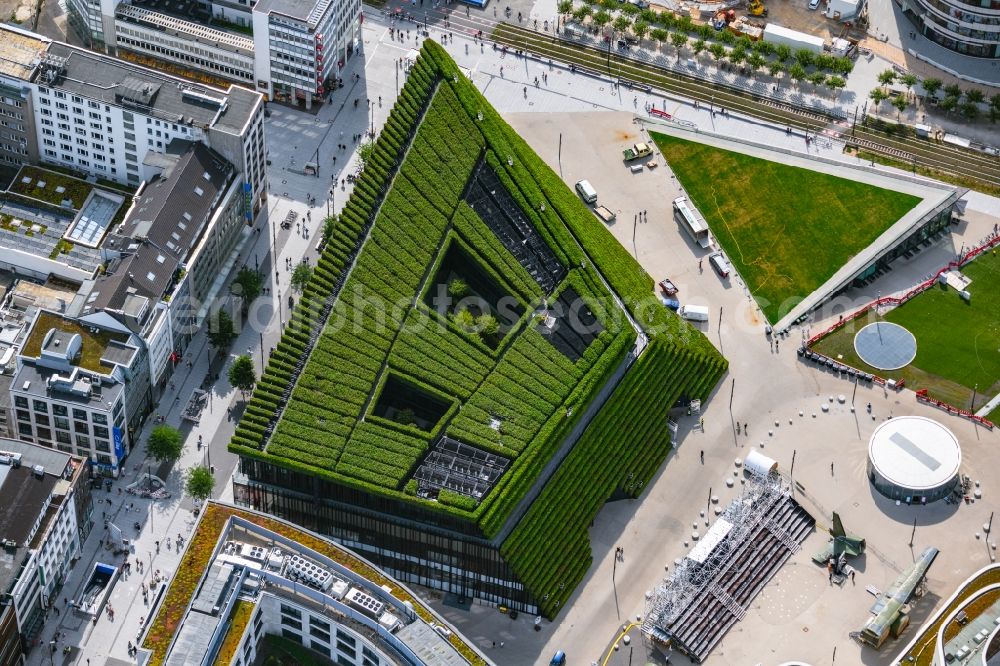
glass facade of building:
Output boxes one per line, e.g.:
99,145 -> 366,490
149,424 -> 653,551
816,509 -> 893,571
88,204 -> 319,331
233,457 -> 540,614
898,0 -> 1000,58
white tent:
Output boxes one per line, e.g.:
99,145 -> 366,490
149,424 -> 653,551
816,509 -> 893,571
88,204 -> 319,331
745,449 -> 778,477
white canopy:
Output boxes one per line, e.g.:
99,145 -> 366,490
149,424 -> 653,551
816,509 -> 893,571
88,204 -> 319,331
745,449 -> 778,477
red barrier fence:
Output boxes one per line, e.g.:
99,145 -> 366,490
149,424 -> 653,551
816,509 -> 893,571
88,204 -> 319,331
805,233 -> 999,430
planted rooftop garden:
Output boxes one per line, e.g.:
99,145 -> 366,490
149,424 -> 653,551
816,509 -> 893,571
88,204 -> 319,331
230,41 -> 726,615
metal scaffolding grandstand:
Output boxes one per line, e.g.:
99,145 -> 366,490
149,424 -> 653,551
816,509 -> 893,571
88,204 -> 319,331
642,474 -> 814,663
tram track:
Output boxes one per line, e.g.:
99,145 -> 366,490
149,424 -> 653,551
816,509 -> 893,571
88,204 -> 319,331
372,6 -> 1000,190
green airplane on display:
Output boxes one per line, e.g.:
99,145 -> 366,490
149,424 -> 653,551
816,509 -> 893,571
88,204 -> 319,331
811,512 -> 866,566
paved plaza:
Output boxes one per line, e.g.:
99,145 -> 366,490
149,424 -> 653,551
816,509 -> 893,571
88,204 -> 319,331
24,15 -> 1000,666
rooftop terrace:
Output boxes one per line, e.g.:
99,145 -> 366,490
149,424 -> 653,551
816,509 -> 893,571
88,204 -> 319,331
22,310 -> 129,374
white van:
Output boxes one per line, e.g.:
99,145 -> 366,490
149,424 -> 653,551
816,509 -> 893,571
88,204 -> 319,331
575,179 -> 598,204
678,304 -> 709,322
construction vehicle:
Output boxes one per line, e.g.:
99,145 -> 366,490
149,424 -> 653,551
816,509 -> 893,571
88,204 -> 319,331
712,8 -> 736,29
622,142 -> 653,160
748,0 -> 767,16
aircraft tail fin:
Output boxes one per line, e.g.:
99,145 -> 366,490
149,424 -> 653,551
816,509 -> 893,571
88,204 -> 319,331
832,512 -> 846,538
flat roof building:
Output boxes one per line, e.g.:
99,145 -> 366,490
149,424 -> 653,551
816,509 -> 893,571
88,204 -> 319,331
867,416 -> 961,503
140,502 -> 486,666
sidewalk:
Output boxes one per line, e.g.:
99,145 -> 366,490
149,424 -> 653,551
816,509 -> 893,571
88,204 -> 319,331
22,34 -> 396,666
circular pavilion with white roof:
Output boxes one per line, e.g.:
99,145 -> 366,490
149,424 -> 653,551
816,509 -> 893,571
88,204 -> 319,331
867,416 -> 961,503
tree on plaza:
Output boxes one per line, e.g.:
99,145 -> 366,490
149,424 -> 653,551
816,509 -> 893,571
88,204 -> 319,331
228,354 -> 256,400
670,32 -> 688,57
729,46 -> 747,67
207,308 -> 236,348
291,261 -> 312,293
794,49 -> 815,69
572,5 -> 591,21
943,83 -> 963,99
322,215 -> 337,245
965,89 -> 985,106
960,100 -> 980,119
920,77 -> 942,99
877,69 -> 897,88
789,63 -> 807,86
718,28 -> 736,45
767,61 -> 784,78
900,73 -> 918,98
148,425 -> 183,463
826,76 -> 847,93
620,1 -> 640,15
232,267 -> 262,311
613,15 -> 631,32
185,466 -> 215,501
633,20 -> 649,41
808,72 -> 827,88
891,94 -> 908,118
746,53 -> 766,76
558,0 -> 573,16
357,139 -> 375,169
676,14 -> 694,32
774,43 -> 792,63
650,28 -> 668,46
833,57 -> 853,75
709,42 -> 727,63
869,88 -> 889,107
989,93 -> 1000,112
592,10 -> 611,27
939,95 -> 959,113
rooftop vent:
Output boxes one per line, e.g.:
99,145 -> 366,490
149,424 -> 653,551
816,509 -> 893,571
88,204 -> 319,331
32,464 -> 44,478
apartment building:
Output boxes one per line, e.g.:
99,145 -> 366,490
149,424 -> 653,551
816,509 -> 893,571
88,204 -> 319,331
0,440 -> 92,659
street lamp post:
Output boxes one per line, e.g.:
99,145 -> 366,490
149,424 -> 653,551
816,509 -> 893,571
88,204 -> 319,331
259,332 -> 265,369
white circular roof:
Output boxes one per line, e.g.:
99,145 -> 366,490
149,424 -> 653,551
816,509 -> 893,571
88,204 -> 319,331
868,416 -> 961,491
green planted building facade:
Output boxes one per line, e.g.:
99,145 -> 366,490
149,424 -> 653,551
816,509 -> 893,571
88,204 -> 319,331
230,42 -> 727,616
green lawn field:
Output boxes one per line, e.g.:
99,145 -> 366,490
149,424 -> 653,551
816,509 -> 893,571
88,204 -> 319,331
813,250 -> 1000,411
652,133 -> 922,323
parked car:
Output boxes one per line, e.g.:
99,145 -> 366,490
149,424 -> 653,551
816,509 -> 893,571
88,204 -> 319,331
709,252 -> 731,279
550,651 -> 567,666
808,0 -> 820,9
661,296 -> 681,311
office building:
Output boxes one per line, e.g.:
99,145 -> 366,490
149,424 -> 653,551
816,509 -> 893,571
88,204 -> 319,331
66,0 -> 362,105
898,0 -> 1000,58
10,310 -> 149,473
